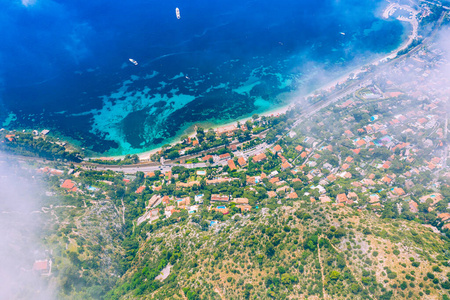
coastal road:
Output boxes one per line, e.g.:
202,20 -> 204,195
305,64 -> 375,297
87,143 -> 272,174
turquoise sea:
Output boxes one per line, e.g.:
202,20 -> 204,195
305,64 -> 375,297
0,0 -> 406,156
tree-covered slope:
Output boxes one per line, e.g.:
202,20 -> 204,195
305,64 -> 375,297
108,202 -> 450,300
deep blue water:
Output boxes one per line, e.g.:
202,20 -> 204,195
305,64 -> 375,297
0,0 -> 405,155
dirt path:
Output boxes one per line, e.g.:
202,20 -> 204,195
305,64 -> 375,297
214,287 -> 225,300
120,196 -> 125,224
318,235 -> 327,300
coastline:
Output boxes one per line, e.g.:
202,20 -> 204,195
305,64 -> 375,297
91,2 -> 419,162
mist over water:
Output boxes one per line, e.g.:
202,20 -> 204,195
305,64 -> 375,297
0,0 -> 406,155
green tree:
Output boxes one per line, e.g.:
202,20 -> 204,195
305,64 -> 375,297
329,270 -> 340,280
196,127 -> 205,143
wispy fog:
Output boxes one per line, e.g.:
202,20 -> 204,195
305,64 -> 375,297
0,153 -> 54,300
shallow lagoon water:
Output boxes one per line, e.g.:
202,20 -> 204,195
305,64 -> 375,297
0,0 -> 406,156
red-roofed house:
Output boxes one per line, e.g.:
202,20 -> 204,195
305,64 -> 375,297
363,178 -> 375,186
381,176 -> 392,184
219,153 -> 231,160
327,174 -> 336,182
228,159 -> 237,171
278,153 -> 287,162
388,91 -> 403,98
355,139 -> 366,147
238,157 -> 247,167
420,193 -> 443,206
345,157 -> 354,163
295,145 -> 304,152
273,145 -> 282,153
409,201 -> 418,213
33,260 -> 48,271
348,192 -> 358,201
237,204 -> 252,212
216,124 -> 238,136
33,259 -> 51,276
211,194 -> 230,202
61,179 -> 75,189
177,197 -> 190,207
431,157 -> 441,164
214,206 -> 230,215
135,186 -> 146,194
320,196 -> 332,203
281,161 -> 292,170
202,155 -> 213,161
269,177 -> 280,184
288,192 -> 298,199
352,181 -> 362,187
267,191 -> 277,198
417,118 -> 428,124
369,194 -> 380,204
438,213 -> 450,222
49,169 -> 64,176
382,161 -> 391,169
392,187 -> 405,196
252,153 -> 267,163
344,130 -> 354,137
145,172 -> 156,178
5,134 -> 15,142
336,193 -> 348,204
246,176 -> 257,185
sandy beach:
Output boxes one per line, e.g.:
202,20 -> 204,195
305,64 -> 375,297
92,2 -> 419,162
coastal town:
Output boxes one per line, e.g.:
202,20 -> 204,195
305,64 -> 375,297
6,19 -> 450,236
2,0 -> 450,299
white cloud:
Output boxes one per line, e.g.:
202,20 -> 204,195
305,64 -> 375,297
21,0 -> 37,7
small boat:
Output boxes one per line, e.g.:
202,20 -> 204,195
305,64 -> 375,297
339,32 -> 346,36
129,58 -> 138,66
176,7 -> 180,19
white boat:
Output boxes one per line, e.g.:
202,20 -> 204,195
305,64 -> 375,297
176,7 -> 180,19
339,32 -> 346,36
129,58 -> 138,66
